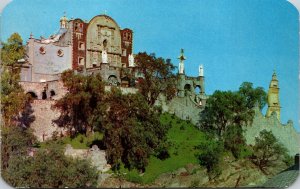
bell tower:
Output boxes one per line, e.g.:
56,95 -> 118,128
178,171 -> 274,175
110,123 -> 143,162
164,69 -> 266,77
60,13 -> 68,29
266,71 -> 281,121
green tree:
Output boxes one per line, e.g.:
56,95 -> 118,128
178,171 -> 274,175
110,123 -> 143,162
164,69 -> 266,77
103,88 -> 170,172
200,90 -> 253,137
223,125 -> 246,158
1,33 -> 28,126
53,70 -> 106,135
1,125 -> 36,170
238,82 -> 267,110
250,130 -> 288,173
1,33 -> 25,66
135,52 -> 177,106
2,143 -> 98,188
195,136 -> 224,180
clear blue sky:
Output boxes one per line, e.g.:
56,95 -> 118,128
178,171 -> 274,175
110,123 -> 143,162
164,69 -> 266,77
1,0 -> 299,131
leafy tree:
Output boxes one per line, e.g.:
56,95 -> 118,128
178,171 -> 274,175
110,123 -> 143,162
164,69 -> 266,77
195,136 -> 224,180
238,82 -> 267,110
1,33 -> 25,66
2,143 -> 98,188
200,90 -> 253,138
250,130 -> 288,173
53,70 -> 106,135
1,33 -> 28,126
1,125 -> 36,170
103,88 -> 170,172
223,125 -> 245,158
135,52 -> 177,106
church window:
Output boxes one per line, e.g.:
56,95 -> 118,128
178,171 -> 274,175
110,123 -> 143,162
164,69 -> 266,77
78,57 -> 84,65
39,46 -> 46,54
122,49 -> 126,56
103,39 -> 108,48
78,42 -> 85,50
74,22 -> 83,33
57,49 -> 64,57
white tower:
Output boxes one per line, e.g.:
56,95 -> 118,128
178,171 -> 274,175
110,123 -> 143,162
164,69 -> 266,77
199,65 -> 204,77
178,49 -> 186,74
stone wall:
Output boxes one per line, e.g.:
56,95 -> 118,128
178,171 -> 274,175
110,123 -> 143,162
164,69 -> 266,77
30,100 -> 65,141
20,80 -> 67,100
244,107 -> 300,156
156,94 -> 205,125
64,144 -> 111,172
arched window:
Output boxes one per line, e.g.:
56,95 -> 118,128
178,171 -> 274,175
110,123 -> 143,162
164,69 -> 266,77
26,92 -> 38,99
50,90 -> 56,97
42,91 -> 47,100
195,85 -> 201,94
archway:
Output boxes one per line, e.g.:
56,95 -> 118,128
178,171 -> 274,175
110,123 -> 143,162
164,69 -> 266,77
42,91 -> 47,100
50,90 -> 56,97
184,84 -> 192,96
26,91 -> 38,99
108,75 -> 119,86
195,85 -> 201,94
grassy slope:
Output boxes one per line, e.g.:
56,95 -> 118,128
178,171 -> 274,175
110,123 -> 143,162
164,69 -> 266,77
40,132 -> 103,149
123,113 -> 207,184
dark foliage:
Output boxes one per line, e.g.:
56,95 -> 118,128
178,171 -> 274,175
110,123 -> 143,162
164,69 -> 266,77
135,52 -> 177,106
103,88 -> 171,171
250,130 -> 288,173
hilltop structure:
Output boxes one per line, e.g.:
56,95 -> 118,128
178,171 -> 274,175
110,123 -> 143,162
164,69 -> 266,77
19,14 -> 137,99
244,72 -> 299,156
16,14 -> 298,156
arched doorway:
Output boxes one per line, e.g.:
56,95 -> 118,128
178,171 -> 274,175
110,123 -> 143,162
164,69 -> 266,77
184,84 -> 192,96
195,85 -> 201,94
42,91 -> 47,100
26,91 -> 38,99
50,90 -> 56,97
108,75 -> 119,86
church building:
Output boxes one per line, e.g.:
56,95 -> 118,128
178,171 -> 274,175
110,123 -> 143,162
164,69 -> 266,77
20,14 -> 136,99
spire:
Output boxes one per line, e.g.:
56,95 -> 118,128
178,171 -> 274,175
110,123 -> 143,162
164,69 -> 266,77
178,49 -> 186,74
266,71 -> 280,121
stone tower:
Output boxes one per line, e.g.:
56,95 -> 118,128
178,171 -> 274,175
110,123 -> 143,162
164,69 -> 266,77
266,71 -> 281,121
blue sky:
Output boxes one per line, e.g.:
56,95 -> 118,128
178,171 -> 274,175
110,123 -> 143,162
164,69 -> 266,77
1,0 -> 299,131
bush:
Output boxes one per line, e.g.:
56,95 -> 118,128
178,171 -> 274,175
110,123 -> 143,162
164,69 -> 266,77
125,170 -> 143,183
195,136 -> 224,180
2,143 -> 98,188
250,130 -> 288,173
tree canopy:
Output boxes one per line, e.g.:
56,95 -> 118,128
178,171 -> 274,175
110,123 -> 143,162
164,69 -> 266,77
238,82 -> 267,110
1,33 -> 31,127
103,88 -> 170,171
53,70 -> 106,135
135,52 -> 177,106
1,33 -> 25,66
250,130 -> 288,173
2,142 -> 98,188
199,82 -> 266,158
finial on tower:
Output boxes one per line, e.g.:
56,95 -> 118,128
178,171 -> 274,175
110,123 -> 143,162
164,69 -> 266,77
178,49 -> 186,74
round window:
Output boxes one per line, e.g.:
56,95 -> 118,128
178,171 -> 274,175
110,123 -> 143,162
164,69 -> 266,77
57,49 -> 64,57
39,46 -> 46,54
